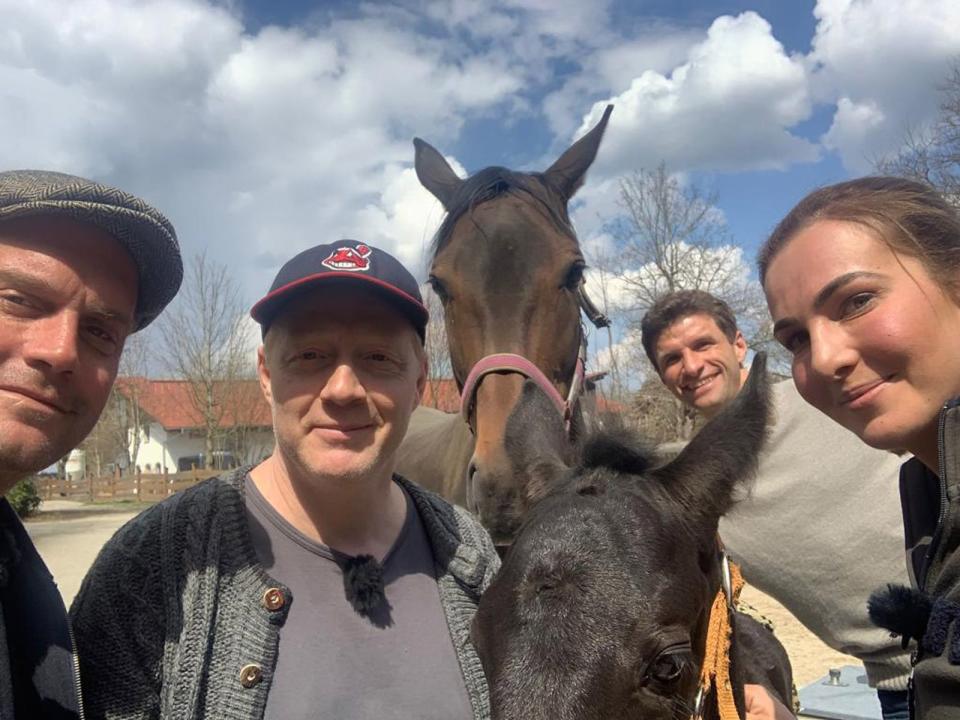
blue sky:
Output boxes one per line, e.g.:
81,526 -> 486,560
1,0 -> 958,366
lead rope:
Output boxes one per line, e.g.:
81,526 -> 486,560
694,553 -> 744,720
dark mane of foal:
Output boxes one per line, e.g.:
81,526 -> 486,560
555,415 -> 757,524
429,167 -> 578,258
578,428 -> 657,479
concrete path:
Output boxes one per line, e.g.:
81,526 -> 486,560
25,504 -> 139,606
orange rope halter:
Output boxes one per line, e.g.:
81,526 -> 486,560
696,556 -> 745,720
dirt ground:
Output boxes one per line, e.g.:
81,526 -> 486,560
741,584 -> 860,687
26,502 -> 858,690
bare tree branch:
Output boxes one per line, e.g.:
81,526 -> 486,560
423,286 -> 452,403
877,59 -> 960,203
157,251 -> 255,468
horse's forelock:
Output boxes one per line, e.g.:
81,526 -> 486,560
429,166 -> 576,258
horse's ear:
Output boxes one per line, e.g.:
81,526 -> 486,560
652,353 -> 771,524
413,137 -> 463,210
544,104 -> 613,201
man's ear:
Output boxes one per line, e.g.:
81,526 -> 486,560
257,345 -> 273,404
414,351 -> 428,408
733,331 -> 748,365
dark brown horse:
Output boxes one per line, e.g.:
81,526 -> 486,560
472,354 -> 793,720
396,107 -> 613,544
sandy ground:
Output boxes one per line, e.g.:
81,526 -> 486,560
25,501 -> 139,608
740,584 -> 860,687
26,501 -> 858,690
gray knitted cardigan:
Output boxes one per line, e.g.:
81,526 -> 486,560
69,468 -> 500,720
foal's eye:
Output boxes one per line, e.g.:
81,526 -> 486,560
645,647 -> 692,688
562,262 -> 585,290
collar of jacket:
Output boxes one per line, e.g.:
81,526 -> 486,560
394,474 -> 490,591
939,398 -> 960,504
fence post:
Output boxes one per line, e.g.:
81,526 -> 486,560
135,469 -> 142,503
88,472 -> 94,503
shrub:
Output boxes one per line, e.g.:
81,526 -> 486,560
8,478 -> 42,518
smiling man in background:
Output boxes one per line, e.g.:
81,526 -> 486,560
0,170 -> 182,719
642,289 -> 912,720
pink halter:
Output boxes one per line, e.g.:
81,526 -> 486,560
457,283 -> 607,436
459,344 -> 586,435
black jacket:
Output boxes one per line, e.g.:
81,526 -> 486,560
0,498 -> 82,719
900,398 -> 960,720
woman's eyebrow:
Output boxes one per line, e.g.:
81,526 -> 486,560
811,271 -> 882,311
772,271 -> 883,336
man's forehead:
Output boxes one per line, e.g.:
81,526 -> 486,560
0,216 -> 138,325
657,313 -> 729,349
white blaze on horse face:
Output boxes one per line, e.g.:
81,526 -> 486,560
654,313 -> 746,419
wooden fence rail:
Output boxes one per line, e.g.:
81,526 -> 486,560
36,468 -> 223,503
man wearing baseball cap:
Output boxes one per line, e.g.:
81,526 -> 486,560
0,170 -> 182,719
72,241 -> 500,719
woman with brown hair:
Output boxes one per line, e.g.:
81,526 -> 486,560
759,176 -> 960,720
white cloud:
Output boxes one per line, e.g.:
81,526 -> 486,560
589,326 -> 651,390
355,154 -> 468,276
810,0 -> 960,172
821,97 -> 886,170
542,25 -> 703,141
3,0 -> 958,320
0,0 -> 531,304
571,12 -> 819,178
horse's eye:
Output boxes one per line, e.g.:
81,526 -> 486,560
647,648 -> 690,686
428,275 -> 450,302
562,262 -> 585,290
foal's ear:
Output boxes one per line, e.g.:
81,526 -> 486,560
413,138 -> 463,210
653,353 -> 771,523
505,380 -> 572,503
544,104 -> 613,200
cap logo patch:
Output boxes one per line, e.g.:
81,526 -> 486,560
321,244 -> 372,272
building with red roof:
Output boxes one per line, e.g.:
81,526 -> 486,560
114,376 -> 462,473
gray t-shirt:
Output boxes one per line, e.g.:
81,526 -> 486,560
244,475 -> 474,719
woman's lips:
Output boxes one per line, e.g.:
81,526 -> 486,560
840,377 -> 890,410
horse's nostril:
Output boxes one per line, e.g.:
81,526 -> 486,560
466,462 -> 480,513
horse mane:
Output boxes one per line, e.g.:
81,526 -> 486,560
429,166 -> 577,258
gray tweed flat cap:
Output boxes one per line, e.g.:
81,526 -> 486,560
0,169 -> 183,330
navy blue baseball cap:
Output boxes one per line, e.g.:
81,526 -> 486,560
250,240 -> 429,341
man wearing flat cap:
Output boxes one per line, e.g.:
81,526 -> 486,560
72,241 -> 500,719
0,170 -> 182,718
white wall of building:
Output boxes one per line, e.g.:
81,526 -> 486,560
131,423 -> 204,473
129,423 -> 275,472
